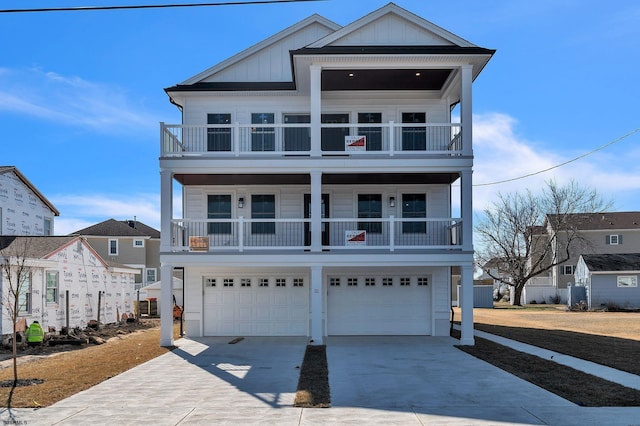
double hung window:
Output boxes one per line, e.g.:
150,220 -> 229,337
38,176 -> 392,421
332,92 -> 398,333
251,195 -> 275,234
208,194 -> 232,234
207,113 -> 231,151
251,113 -> 275,151
358,194 -> 382,233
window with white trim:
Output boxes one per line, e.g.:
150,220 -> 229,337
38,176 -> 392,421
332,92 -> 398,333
417,277 -> 429,286
145,268 -> 157,284
18,272 -> 32,314
44,217 -> 53,236
133,239 -> 145,248
223,278 -> 234,287
400,277 -> 411,286
46,271 -> 59,303
108,239 -> 118,255
617,276 -> 638,288
561,265 -> 576,275
606,234 -> 622,245
330,278 -> 341,286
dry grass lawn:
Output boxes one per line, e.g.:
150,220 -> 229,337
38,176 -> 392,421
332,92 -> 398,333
0,323 -> 179,408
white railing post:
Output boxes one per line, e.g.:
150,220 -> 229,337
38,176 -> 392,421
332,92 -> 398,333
238,216 -> 244,252
389,215 -> 395,252
389,121 -> 395,157
234,122 -> 241,157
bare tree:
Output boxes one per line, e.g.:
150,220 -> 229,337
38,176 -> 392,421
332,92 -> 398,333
475,180 -> 609,306
0,236 -> 34,387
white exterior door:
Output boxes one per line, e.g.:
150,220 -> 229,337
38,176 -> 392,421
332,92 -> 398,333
203,276 -> 308,336
327,276 -> 431,335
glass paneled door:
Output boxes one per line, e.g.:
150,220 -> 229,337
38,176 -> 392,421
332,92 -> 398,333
321,113 -> 349,152
304,194 -> 330,247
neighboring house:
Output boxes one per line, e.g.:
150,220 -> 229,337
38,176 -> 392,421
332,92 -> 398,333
139,276 -> 184,316
0,166 -> 59,236
70,218 -> 161,290
575,253 -> 640,309
0,236 -> 138,337
158,3 -> 494,346
525,212 -> 640,304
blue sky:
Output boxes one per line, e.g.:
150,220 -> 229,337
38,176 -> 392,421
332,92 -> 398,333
1,0 -> 639,234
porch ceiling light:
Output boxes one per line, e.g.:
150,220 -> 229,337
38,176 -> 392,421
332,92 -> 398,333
348,72 -> 355,77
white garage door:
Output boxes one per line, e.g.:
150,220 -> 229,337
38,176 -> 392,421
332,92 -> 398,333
328,276 -> 431,335
203,276 -> 308,336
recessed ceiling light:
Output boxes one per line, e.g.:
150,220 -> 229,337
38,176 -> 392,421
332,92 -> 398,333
348,73 -> 355,77
415,72 -> 421,77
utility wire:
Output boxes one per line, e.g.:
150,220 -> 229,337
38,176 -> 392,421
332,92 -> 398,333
474,127 -> 640,187
0,0 -> 324,13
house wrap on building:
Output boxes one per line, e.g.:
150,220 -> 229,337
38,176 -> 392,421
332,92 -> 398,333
0,166 -> 59,236
0,236 -> 138,337
158,3 -> 494,346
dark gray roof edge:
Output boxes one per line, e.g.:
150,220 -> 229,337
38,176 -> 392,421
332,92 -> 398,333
291,45 -> 496,56
165,82 -> 297,93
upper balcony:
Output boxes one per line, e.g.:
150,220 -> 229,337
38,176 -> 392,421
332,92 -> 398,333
161,121 -> 462,158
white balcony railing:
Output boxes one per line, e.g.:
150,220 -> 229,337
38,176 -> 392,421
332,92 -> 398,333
170,217 -> 462,252
161,122 -> 462,157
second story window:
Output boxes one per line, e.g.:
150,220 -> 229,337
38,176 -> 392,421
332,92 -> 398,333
109,239 -> 119,256
402,112 -> 426,151
606,234 -> 622,245
561,265 -> 575,275
207,113 -> 231,151
251,113 -> 275,151
208,194 -> 232,234
321,113 -> 349,152
358,194 -> 382,234
358,112 -> 382,151
251,194 -> 275,234
44,217 -> 53,236
402,194 -> 426,233
284,114 -> 310,151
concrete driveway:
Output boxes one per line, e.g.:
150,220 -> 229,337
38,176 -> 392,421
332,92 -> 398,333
3,335 -> 640,425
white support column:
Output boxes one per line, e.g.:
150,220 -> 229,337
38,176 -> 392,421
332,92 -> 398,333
310,170 -> 322,252
310,64 -> 322,157
461,170 -> 473,251
310,265 -> 324,345
460,64 -> 473,157
460,264 -> 475,345
160,263 -> 174,347
160,170 -> 173,252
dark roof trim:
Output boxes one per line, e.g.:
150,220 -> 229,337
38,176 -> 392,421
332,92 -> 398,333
165,81 -> 297,93
291,45 -> 496,56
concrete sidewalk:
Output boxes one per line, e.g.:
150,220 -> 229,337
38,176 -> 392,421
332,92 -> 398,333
0,335 -> 639,425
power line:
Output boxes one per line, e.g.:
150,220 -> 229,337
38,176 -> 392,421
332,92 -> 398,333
0,0 -> 324,13
474,127 -> 640,187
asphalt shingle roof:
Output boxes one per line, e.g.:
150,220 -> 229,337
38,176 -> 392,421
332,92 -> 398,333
0,236 -> 78,259
71,219 -> 160,238
581,253 -> 640,272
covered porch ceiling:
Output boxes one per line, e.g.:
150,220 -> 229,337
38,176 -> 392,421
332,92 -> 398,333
321,69 -> 452,91
174,173 -> 460,186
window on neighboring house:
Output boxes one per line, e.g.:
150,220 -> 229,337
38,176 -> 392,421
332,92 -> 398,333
207,113 -> 232,151
402,193 -> 426,233
283,114 -> 310,151
251,194 -> 275,234
46,271 -> 59,304
561,265 -> 576,275
208,194 -> 232,234
43,217 -> 52,236
251,113 -> 275,151
358,112 -> 382,151
133,239 -> 145,248
321,113 -> 349,152
402,112 -> 426,150
18,273 -> 32,314
617,275 -> 638,288
145,268 -> 157,284
108,239 -> 118,256
358,194 -> 382,233
606,234 -> 622,245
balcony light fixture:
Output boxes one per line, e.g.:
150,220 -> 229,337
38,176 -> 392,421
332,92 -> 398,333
389,196 -> 396,208
348,72 -> 355,77
415,72 -> 421,77
238,197 -> 245,208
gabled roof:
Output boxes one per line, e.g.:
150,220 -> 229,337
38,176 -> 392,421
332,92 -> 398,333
306,2 -> 475,48
0,166 -> 60,216
0,235 -> 77,259
580,253 -> 640,272
70,218 -> 160,239
545,212 -> 640,231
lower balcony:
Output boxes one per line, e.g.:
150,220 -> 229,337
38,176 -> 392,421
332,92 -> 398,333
169,217 -> 462,252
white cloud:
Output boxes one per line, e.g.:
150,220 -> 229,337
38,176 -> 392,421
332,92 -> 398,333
471,112 -> 640,213
0,67 -> 158,135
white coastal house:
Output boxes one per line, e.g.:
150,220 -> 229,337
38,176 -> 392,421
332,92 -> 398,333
0,236 -> 138,337
159,3 -> 494,346
0,166 -> 59,236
